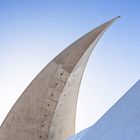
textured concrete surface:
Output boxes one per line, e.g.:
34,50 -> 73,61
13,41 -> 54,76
0,17 -> 119,140
68,80 -> 140,140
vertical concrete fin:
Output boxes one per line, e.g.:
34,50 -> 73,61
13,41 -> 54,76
54,16 -> 120,73
0,17 -> 119,140
47,16 -> 120,140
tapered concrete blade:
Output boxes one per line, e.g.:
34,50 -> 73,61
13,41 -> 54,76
0,17 -> 119,140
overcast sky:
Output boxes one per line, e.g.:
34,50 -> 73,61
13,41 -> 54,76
0,0 -> 140,132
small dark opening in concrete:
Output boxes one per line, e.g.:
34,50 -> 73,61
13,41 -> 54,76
60,72 -> 63,75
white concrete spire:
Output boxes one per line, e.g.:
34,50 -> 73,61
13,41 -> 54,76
0,17 -> 119,140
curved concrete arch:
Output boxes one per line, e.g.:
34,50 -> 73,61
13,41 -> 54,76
0,17 -> 119,140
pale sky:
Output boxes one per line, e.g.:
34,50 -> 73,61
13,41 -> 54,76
0,0 -> 140,133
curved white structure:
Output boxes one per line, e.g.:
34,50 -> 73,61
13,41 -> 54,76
0,17 -> 119,140
69,80 -> 140,140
